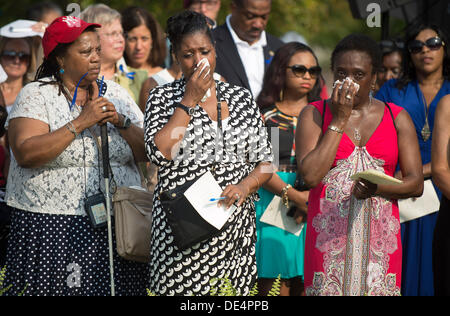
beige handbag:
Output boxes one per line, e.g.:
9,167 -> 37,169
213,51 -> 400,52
87,127 -> 153,263
113,186 -> 153,263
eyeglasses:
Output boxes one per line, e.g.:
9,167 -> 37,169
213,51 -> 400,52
1,50 -> 30,63
408,37 -> 445,54
101,31 -> 125,40
287,65 -> 321,79
190,0 -> 218,10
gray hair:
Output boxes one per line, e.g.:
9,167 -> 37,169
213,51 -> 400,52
80,4 -> 121,26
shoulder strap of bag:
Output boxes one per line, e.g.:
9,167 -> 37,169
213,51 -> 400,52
384,102 -> 398,132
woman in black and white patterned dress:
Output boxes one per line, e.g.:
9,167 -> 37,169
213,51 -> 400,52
144,11 -> 273,296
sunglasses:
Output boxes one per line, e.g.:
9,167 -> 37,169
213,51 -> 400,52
287,65 -> 321,79
408,37 -> 445,54
379,40 -> 404,50
1,50 -> 30,63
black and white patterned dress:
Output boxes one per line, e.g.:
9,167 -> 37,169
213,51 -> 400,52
144,79 -> 273,296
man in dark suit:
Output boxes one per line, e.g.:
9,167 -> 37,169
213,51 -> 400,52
184,0 -> 221,28
213,0 -> 283,98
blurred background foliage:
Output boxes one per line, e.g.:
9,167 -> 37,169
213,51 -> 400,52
0,0 -> 406,49
0,0 -> 407,90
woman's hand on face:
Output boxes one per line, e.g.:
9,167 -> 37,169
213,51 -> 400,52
74,97 -> 118,130
352,178 -> 377,200
218,183 -> 249,209
330,79 -> 359,124
182,61 -> 214,107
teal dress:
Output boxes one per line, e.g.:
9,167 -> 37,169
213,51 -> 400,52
255,106 -> 306,279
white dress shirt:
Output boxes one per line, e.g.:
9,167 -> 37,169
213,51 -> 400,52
225,15 -> 266,98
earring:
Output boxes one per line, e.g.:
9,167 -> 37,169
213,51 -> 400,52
59,68 -> 65,74
279,89 -> 284,101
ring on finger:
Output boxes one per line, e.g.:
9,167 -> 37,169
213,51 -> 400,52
345,94 -> 352,100
234,193 -> 240,200
102,105 -> 107,112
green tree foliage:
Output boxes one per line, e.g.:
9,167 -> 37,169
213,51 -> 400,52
0,0 -> 401,50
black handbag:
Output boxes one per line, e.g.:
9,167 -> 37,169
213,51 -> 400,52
159,179 -> 219,250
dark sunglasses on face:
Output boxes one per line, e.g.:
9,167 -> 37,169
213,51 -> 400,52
287,64 -> 321,79
408,37 -> 445,54
1,50 -> 30,63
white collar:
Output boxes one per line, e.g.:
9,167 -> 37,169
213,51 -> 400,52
225,14 -> 267,48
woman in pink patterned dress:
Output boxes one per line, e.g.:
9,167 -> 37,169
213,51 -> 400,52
295,34 -> 424,296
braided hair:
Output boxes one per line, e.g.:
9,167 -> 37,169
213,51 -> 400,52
166,10 -> 214,55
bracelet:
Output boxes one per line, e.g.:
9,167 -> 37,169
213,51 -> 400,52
281,184 -> 292,208
65,121 -> 78,138
328,125 -> 344,134
248,174 -> 260,189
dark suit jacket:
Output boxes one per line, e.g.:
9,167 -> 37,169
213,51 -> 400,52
213,23 -> 284,95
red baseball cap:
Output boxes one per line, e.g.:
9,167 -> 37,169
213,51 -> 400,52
42,16 -> 101,59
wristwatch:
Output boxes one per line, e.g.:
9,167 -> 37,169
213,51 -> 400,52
118,115 -> 132,129
176,102 -> 196,116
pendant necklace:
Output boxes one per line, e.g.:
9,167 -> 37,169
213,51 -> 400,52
420,93 -> 431,142
353,93 -> 372,142
354,128 -> 361,141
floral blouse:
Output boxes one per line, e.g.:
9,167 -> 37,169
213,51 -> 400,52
5,77 -> 144,216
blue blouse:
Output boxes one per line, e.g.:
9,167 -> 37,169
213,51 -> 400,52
376,79 -> 450,166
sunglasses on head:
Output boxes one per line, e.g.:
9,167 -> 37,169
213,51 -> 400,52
287,65 -> 321,79
379,39 -> 404,50
1,50 -> 30,63
408,37 -> 445,54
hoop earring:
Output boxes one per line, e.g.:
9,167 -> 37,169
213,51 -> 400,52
279,89 -> 284,101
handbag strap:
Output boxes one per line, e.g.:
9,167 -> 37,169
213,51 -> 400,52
211,82 -> 224,176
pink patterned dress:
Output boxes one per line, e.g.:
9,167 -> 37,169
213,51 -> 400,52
304,100 -> 403,296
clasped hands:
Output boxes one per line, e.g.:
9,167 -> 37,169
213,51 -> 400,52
75,96 -> 124,131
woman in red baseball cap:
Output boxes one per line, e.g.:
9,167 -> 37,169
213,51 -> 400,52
3,16 -> 149,296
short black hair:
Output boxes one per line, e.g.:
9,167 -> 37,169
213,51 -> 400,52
379,39 -> 404,58
166,10 -> 214,54
331,34 -> 382,74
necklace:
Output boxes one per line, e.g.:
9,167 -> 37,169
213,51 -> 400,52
420,93 -> 432,142
418,79 -> 443,142
354,129 -> 361,141
353,94 -> 372,142
62,84 -> 91,111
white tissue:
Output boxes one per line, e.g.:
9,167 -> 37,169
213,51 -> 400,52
333,77 -> 360,92
197,58 -> 211,102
